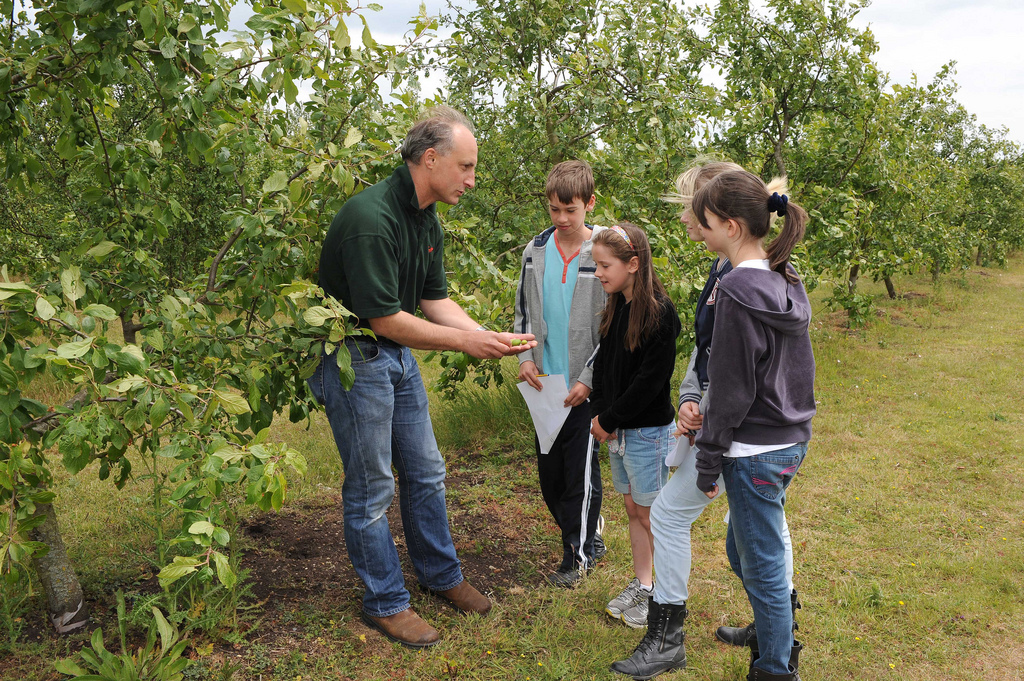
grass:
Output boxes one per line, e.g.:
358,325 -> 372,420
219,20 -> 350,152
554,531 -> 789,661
5,257 -> 1024,680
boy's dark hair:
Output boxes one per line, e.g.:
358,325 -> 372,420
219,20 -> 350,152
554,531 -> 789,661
593,222 -> 669,352
546,160 -> 595,204
692,170 -> 808,283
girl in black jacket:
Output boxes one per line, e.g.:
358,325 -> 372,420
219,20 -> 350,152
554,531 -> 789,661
589,222 -> 680,631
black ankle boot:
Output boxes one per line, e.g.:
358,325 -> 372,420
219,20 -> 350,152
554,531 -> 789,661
609,598 -> 687,680
716,589 -> 802,648
748,639 -> 803,672
716,621 -> 756,647
790,640 -> 802,671
746,664 -> 800,681
746,640 -> 802,680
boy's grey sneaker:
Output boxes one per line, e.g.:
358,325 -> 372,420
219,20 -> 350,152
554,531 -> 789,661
547,566 -> 586,588
606,578 -> 647,620
620,596 -> 649,628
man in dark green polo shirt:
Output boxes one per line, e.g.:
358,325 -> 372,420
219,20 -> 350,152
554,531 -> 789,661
309,106 -> 535,649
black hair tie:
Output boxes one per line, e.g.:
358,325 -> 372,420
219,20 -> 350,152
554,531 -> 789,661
768,192 -> 788,216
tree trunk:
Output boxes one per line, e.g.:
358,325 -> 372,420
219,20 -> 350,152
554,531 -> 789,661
884,276 -> 897,299
976,246 -> 983,266
120,309 -> 141,345
931,259 -> 941,282
847,263 -> 860,295
773,137 -> 786,178
29,503 -> 89,634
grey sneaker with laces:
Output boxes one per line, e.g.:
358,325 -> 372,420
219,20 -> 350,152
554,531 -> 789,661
620,595 -> 650,628
606,578 -> 650,622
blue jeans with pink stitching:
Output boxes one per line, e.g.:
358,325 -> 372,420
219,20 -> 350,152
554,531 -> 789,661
722,442 -> 807,676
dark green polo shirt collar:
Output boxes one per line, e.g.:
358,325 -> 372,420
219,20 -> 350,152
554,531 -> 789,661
392,163 -> 434,216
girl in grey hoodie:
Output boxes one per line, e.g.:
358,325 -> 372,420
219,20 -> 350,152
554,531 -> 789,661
691,170 -> 815,681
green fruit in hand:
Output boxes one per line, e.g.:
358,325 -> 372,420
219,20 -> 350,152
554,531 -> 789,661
510,339 -> 523,346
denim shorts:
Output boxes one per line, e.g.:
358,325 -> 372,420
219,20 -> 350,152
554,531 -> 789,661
607,423 -> 674,506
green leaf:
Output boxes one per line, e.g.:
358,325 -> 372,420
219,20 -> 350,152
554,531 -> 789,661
0,282 -> 33,302
0,363 -> 17,390
188,520 -> 215,536
145,330 -> 165,352
344,127 -> 363,148
35,297 -> 56,321
139,6 -> 156,37
124,406 -> 146,432
213,389 -> 250,415
56,338 -> 92,359
54,659 -> 87,675
83,304 -> 117,321
339,365 -> 355,391
109,375 -> 146,393
150,396 -> 170,429
271,476 -> 285,511
60,266 -> 85,303
151,606 -> 174,652
90,628 -> 106,657
361,16 -> 377,49
175,394 -> 194,423
263,170 -> 289,193
212,551 -> 236,588
283,75 -> 298,105
282,0 -> 308,14
289,178 -> 303,204
158,557 -> 200,585
302,305 -> 334,326
177,16 -> 197,34
159,36 -> 178,59
213,527 -> 230,546
332,20 -> 350,50
156,443 -> 181,458
169,479 -> 199,501
86,241 -> 119,260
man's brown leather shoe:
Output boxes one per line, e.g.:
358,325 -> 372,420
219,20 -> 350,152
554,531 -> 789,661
361,608 -> 439,649
433,580 -> 492,615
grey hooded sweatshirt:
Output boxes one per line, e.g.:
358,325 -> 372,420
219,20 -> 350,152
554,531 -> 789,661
695,265 -> 816,493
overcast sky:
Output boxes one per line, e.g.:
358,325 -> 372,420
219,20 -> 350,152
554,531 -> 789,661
851,0 -> 1023,143
238,0 -> 1022,144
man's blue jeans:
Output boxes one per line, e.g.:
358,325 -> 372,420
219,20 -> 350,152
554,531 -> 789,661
722,443 -> 807,676
307,338 -> 463,617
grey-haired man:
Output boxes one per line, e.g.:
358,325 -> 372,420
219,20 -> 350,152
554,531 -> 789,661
309,107 -> 535,648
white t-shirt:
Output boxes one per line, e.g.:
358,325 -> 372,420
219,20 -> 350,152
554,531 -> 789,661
723,259 -> 796,458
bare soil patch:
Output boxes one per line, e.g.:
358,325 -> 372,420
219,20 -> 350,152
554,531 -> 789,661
236,462 -> 548,650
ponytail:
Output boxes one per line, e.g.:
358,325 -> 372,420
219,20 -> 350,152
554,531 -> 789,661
765,202 -> 807,282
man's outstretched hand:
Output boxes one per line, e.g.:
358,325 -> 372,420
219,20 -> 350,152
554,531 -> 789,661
463,331 -> 536,359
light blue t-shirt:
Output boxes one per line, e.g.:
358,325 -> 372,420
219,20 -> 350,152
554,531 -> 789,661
543,237 -> 581,390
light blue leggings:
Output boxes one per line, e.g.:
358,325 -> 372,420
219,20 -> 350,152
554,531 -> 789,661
651,444 -> 793,605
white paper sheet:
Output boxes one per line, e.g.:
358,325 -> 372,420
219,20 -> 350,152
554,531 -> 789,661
665,428 -> 692,467
517,375 -> 572,454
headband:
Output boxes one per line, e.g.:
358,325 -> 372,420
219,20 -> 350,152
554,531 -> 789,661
609,225 -> 634,250
767,192 -> 789,217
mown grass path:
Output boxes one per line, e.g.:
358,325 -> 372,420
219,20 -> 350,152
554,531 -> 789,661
6,259 -> 1024,681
